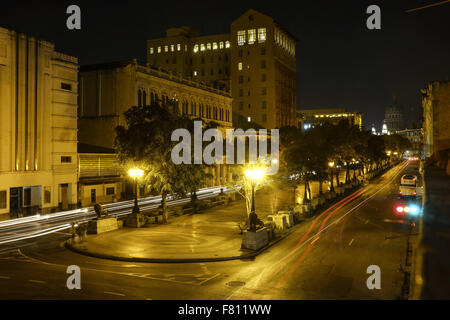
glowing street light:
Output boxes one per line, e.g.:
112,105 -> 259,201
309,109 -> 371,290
245,168 -> 265,223
328,161 -> 335,192
129,168 -> 144,214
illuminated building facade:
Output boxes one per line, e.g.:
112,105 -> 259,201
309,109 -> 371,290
397,128 -> 423,157
0,27 -> 79,216
147,26 -> 231,91
297,108 -> 363,131
421,81 -> 450,158
146,9 -> 297,130
384,99 -> 404,133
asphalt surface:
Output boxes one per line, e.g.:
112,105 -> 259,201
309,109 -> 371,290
0,161 -> 422,299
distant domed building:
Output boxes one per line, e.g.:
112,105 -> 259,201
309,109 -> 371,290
384,97 -> 404,133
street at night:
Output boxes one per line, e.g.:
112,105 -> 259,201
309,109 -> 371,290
0,0 -> 449,312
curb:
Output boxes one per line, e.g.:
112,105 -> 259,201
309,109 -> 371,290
65,230 -> 292,264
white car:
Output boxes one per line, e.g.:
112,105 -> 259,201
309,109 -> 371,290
399,174 -> 418,198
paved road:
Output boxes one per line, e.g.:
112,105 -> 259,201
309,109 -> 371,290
0,161 -> 420,299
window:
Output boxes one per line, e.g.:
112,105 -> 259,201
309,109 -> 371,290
239,101 -> 244,110
248,91 -> 251,96
262,114 -> 267,122
248,117 -> 251,122
239,88 -> 243,97
177,43 -> 181,51
248,29 -> 256,44
201,56 -> 205,64
237,30 -> 246,46
149,47 -> 154,54
261,73 -> 266,82
219,41 -> 224,49
158,46 -> 161,53
213,42 -> 218,50
0,190 -> 6,209
164,45 -> 168,52
172,56 -> 177,64
218,68 -> 222,74
258,28 -> 266,42
238,62 -> 242,71
210,56 -> 214,63
239,76 -> 243,84
185,44 -> 188,52
44,187 -> 51,204
170,44 -> 174,52
261,47 -> 266,55
262,101 -> 267,109
238,49 -> 243,57
61,83 -> 71,91
226,41 -> 230,48
200,44 -> 205,51
193,71 -> 198,76
207,43 -> 211,50
106,187 -> 115,195
210,68 -> 214,75
61,156 -> 72,163
262,87 -> 267,96
201,68 -> 205,76
248,77 -> 251,82
248,104 -> 251,109
261,60 -> 266,68
193,44 -> 199,53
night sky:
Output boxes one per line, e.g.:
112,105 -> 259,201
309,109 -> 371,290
1,0 -> 449,130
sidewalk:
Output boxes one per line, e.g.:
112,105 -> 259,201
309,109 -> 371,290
66,187 -> 294,262
66,167 -> 385,263
414,166 -> 450,299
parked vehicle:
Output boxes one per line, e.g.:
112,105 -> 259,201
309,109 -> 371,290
398,174 -> 418,199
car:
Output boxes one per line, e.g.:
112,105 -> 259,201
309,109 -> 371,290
398,174 -> 418,199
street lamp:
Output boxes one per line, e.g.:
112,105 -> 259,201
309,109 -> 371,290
129,168 -> 144,214
245,168 -> 264,217
328,161 -> 335,192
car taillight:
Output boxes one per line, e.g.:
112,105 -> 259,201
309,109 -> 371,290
396,206 -> 404,213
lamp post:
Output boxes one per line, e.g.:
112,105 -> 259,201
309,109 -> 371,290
129,168 -> 144,214
328,161 -> 335,192
245,168 -> 264,217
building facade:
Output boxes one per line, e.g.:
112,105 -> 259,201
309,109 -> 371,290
421,81 -> 450,158
146,9 -> 297,130
298,108 -> 363,131
0,27 -> 78,216
384,100 -> 404,133
397,128 -> 423,157
78,59 -> 234,193
147,26 -> 231,91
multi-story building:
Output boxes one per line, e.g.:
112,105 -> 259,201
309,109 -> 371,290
384,99 -> 404,133
78,59 -> 233,194
421,81 -> 450,158
297,108 -> 363,131
0,27 -> 78,217
231,9 -> 297,129
147,26 -> 231,91
146,9 -> 297,130
397,128 -> 423,157
78,59 -> 232,149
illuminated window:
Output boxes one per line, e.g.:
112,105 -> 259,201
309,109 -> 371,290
248,29 -> 256,44
219,42 -> 224,49
200,44 -> 205,51
177,44 -> 181,51
258,28 -> 266,42
164,46 -> 168,52
207,43 -> 211,50
248,117 -> 251,122
149,47 -> 154,54
185,45 -> 188,52
193,71 -> 198,76
170,44 -> 174,52
213,42 -> 218,50
238,62 -> 242,71
237,30 -> 245,46
225,41 -> 230,48
193,44 -> 199,53
158,46 -> 161,53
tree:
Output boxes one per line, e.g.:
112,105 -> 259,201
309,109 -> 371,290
114,100 -> 206,223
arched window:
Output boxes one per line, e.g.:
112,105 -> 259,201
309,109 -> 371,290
143,91 -> 147,106
138,89 -> 142,106
150,92 -> 155,105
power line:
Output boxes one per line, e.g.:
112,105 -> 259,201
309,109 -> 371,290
405,0 -> 450,13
